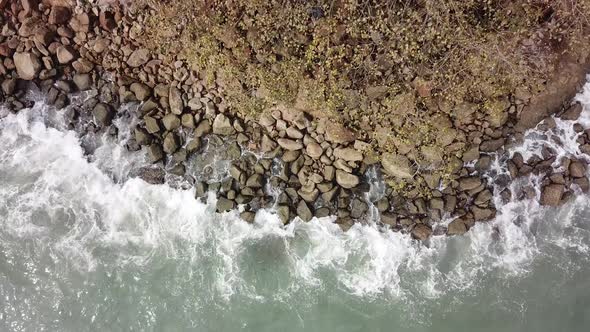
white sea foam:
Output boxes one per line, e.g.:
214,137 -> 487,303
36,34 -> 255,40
1,79 -> 590,306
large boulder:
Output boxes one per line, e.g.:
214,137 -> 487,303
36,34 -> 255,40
92,103 -> 114,126
541,184 -> 564,206
335,170 -> 359,189
127,48 -> 150,67
447,219 -> 468,235
381,153 -> 413,179
13,52 -> 41,80
212,113 -> 235,136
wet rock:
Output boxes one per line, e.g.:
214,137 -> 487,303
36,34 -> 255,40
336,217 -> 355,232
277,138 -> 303,150
134,128 -> 151,146
569,160 -> 586,178
163,133 -> 179,154
334,147 -> 363,162
246,174 -> 264,188
447,219 -> 467,235
380,212 -> 397,227
277,205 -> 290,224
412,224 -> 432,241
137,166 -> 165,184
169,87 -> 183,114
540,184 -> 564,206
297,200 -> 313,222
127,48 -> 150,67
181,114 -> 195,128
73,74 -> 91,90
147,144 -> 164,162
162,113 -> 181,131
1,78 -> 16,95
194,182 -> 208,198
350,198 -> 368,219
13,52 -> 41,80
472,207 -> 494,221
212,114 -> 235,136
573,176 -> 590,192
216,197 -> 235,212
381,153 -> 413,179
560,103 -> 582,120
335,170 -> 359,189
92,103 -> 114,126
194,120 -> 211,137
144,116 -> 160,134
240,211 -> 256,223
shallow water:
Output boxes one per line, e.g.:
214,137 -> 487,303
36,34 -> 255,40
1,82 -> 590,331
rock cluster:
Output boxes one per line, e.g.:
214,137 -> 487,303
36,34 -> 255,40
1,1 -> 588,243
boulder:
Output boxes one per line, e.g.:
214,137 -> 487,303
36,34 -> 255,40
137,167 -> 165,184
306,142 -> 323,159
70,13 -> 90,32
194,121 -> 211,137
1,78 -> 16,95
127,48 -> 150,67
277,205 -> 290,224
99,10 -> 117,31
130,82 -> 151,101
240,211 -> 256,223
73,73 -> 91,90
216,197 -> 235,213
569,160 -> 586,178
412,224 -> 432,241
162,113 -> 181,131
560,103 -> 582,121
169,87 -> 183,114
92,103 -> 113,126
277,138 -> 303,150
472,207 -> 495,221
335,170 -> 359,189
13,52 -> 41,80
212,113 -> 235,136
134,128 -> 151,146
144,116 -> 160,134
147,144 -> 164,162
56,45 -> 76,64
459,177 -> 482,191
48,6 -> 70,25
541,184 -> 564,206
381,153 -> 413,179
334,147 -> 363,162
350,198 -> 368,219
447,219 -> 467,235
163,133 -> 179,154
479,138 -> 505,152
246,174 -> 264,188
297,200 -> 313,222
181,114 -> 195,128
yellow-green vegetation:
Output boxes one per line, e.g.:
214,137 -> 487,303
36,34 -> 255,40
131,0 -> 589,195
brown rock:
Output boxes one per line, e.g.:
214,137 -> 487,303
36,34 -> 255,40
306,142 -> 323,159
99,10 -> 117,31
69,12 -> 89,32
13,52 -> 41,80
569,160 -> 586,178
381,153 -> 413,179
72,58 -> 93,73
48,6 -> 70,25
127,48 -> 150,67
560,103 -> 583,121
277,138 -> 303,151
56,45 -> 76,64
21,0 -> 37,14
447,219 -> 467,235
540,184 -> 565,206
412,224 -> 433,241
334,147 -> 363,162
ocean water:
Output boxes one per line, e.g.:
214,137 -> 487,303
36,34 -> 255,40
1,82 -> 590,332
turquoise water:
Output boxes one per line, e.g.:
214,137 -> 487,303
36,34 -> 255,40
1,85 -> 590,331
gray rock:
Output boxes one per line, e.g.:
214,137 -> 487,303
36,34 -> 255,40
137,167 -> 165,184
574,176 -> 590,192
277,138 -> 303,150
297,200 -> 313,222
195,182 -> 208,198
350,198 -> 368,219
412,224 -> 432,241
134,128 -> 151,146
93,103 -> 114,126
73,74 -> 91,91
447,219 -> 467,235
541,184 -> 564,206
381,153 -> 413,179
286,127 -> 303,139
127,48 -> 150,67
277,205 -> 290,224
335,170 -> 359,189
334,147 -> 363,162
306,142 -> 323,159
380,212 -> 397,227
162,113 -> 181,131
130,82 -> 151,101
188,98 -> 202,111
246,174 -> 264,188
240,211 -> 256,223
479,138 -> 505,152
186,138 -> 201,153
169,87 -> 183,114
144,116 -> 160,134
194,121 -> 211,137
216,197 -> 235,212
472,206 -> 495,221
13,52 -> 41,80
1,78 -> 16,95
147,144 -> 164,162
163,133 -> 179,154
212,113 -> 235,136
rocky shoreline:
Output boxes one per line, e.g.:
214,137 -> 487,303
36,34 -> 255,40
2,1 -> 590,241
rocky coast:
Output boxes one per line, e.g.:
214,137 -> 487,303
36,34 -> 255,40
2,0 -> 590,242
